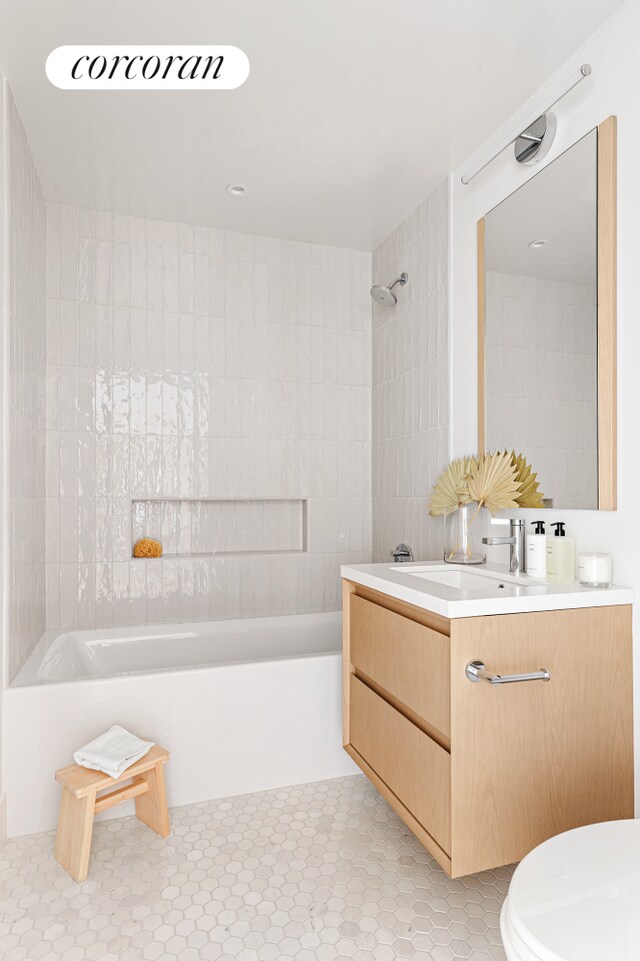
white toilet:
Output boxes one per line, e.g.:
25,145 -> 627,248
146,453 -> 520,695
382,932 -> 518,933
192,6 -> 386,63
501,819 -> 640,961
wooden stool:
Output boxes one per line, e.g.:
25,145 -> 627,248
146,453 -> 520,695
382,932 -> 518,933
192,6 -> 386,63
54,744 -> 170,882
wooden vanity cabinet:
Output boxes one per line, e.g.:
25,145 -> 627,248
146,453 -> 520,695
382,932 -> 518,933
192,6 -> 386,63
342,580 -> 634,878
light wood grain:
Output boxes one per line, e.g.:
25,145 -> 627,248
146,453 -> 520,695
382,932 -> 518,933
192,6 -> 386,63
354,669 -> 450,751
342,580 -> 356,747
597,115 -> 617,510
344,744 -> 452,875
93,777 -> 148,814
350,676 -> 452,853
135,762 -> 171,837
347,581 -> 451,636
477,217 -> 486,453
449,605 -> 633,876
54,745 -> 171,881
342,580 -> 633,878
54,789 -> 96,882
55,745 -> 169,798
350,594 -> 451,739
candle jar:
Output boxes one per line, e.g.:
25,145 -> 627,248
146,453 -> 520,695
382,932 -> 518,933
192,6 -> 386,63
577,552 -> 612,588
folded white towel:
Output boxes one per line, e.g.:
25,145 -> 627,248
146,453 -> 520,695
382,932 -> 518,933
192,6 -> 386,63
73,725 -> 154,779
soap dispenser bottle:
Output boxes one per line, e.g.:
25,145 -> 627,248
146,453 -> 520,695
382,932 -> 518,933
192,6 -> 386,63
546,522 -> 576,583
527,520 -> 547,578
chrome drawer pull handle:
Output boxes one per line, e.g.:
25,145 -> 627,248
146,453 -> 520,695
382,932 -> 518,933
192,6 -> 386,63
465,660 -> 551,685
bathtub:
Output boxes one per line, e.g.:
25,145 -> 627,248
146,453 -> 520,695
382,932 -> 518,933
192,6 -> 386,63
3,612 -> 357,837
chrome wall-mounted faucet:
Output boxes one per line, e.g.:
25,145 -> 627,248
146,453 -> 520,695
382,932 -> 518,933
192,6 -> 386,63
391,543 -> 414,563
482,519 -> 526,574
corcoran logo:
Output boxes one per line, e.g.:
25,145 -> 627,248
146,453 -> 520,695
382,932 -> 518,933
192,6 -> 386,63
46,45 -> 250,90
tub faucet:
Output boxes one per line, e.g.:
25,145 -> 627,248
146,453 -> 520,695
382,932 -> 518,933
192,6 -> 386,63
482,519 -> 526,574
391,543 -> 414,563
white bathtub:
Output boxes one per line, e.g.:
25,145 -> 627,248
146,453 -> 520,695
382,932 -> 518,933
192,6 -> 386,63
3,612 -> 357,837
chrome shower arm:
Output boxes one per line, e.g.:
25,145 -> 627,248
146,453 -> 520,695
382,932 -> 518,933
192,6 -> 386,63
389,272 -> 408,290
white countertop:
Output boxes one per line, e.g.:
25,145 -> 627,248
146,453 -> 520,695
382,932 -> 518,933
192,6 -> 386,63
341,561 -> 634,619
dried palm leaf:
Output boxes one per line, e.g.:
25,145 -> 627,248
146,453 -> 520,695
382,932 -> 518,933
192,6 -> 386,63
428,456 -> 476,517
511,451 -> 545,509
467,450 -> 521,515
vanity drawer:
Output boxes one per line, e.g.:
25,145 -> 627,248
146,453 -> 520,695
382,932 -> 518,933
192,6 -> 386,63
349,676 -> 451,853
349,594 -> 450,738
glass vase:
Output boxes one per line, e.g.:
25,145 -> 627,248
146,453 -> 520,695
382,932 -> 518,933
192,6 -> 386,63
444,502 -> 486,565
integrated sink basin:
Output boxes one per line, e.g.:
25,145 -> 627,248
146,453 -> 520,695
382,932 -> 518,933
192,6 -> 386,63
340,560 -> 633,618
392,565 -> 541,597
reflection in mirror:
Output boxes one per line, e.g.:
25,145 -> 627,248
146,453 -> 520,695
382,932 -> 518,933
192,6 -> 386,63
482,129 -> 598,509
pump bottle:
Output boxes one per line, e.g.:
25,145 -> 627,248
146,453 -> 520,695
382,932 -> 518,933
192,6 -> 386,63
546,522 -> 575,583
527,520 -> 547,578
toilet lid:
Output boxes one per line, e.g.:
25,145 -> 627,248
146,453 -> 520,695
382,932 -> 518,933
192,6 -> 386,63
506,820 -> 640,961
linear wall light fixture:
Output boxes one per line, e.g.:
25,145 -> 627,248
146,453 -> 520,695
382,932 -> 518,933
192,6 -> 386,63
460,63 -> 592,186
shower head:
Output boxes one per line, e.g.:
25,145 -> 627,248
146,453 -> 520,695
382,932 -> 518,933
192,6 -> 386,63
370,272 -> 408,307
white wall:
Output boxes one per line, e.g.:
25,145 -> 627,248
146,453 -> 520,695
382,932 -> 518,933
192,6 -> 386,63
44,206 -> 372,629
372,179 -> 449,562
451,0 -> 640,806
4,83 -> 46,683
0,72 -> 6,841
0,77 -> 46,840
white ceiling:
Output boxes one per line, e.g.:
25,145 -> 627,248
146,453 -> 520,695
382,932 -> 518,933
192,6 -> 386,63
485,128 -> 598,285
0,0 -> 625,250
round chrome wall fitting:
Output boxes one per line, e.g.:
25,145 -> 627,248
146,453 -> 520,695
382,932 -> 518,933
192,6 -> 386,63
514,113 -> 557,166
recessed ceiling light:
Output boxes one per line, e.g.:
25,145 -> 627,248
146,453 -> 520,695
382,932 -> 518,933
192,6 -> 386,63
226,183 -> 247,197
528,239 -> 547,249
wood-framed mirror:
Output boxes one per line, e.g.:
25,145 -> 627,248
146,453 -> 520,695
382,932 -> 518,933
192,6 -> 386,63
478,116 -> 617,510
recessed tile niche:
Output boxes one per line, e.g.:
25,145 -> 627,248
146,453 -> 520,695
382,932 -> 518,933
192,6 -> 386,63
132,498 -> 307,557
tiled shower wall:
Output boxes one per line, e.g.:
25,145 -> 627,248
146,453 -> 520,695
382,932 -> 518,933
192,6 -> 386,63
44,207 -> 372,628
5,84 -> 46,681
371,179 -> 450,562
485,270 -> 597,509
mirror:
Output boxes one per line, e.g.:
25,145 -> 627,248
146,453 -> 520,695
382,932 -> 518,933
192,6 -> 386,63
478,117 -> 617,511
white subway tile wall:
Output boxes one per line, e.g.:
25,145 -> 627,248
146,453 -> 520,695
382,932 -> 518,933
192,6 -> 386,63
372,180 -> 450,562
6,84 -> 46,682
44,207 -> 372,628
485,271 -> 597,510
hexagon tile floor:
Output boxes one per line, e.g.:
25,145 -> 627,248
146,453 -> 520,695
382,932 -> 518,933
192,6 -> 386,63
0,774 -> 513,961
